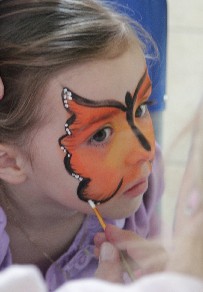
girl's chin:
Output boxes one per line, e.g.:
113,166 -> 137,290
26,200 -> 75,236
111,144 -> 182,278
101,195 -> 143,220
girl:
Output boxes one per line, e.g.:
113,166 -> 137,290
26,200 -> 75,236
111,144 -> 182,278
0,0 -> 164,290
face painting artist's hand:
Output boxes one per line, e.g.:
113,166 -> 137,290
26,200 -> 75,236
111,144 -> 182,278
94,242 -> 123,283
94,224 -> 168,282
167,204 -> 203,280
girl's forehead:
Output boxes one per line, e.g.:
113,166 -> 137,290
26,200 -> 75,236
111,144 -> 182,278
54,47 -> 146,104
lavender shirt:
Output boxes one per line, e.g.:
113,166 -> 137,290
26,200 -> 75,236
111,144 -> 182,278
0,144 -> 164,291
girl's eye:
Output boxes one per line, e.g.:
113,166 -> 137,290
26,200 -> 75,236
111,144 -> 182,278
89,127 -> 112,146
135,103 -> 148,118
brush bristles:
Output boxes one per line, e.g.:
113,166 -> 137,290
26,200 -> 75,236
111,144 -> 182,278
88,200 -> 106,230
88,200 -> 96,209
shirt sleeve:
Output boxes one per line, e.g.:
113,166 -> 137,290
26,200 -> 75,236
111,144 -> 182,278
0,207 -> 12,270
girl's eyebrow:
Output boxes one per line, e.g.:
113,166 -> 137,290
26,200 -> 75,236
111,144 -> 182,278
80,110 -> 119,131
86,111 -> 117,125
63,69 -> 152,133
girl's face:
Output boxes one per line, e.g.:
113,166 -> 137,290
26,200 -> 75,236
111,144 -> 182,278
29,47 -> 155,219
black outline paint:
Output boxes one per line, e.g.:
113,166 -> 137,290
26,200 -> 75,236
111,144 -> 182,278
59,69 -> 151,204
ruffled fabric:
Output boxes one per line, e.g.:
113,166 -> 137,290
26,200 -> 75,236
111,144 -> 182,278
1,266 -> 203,292
56,273 -> 203,292
0,207 -> 12,270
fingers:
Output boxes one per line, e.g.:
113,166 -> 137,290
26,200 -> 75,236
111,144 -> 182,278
104,224 -> 139,246
94,224 -> 140,249
119,243 -> 167,278
137,249 -> 168,275
127,240 -> 167,261
94,224 -> 140,258
0,77 -> 4,100
94,224 -> 168,279
94,231 -> 106,258
94,242 -> 123,283
94,232 -> 106,247
102,224 -> 164,263
94,223 -> 164,258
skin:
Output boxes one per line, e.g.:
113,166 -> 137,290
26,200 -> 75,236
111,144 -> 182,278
94,205 -> 203,283
1,45 -> 155,272
0,77 -> 4,100
94,105 -> 203,283
59,69 -> 153,204
21,45 -> 154,219
94,224 -> 167,282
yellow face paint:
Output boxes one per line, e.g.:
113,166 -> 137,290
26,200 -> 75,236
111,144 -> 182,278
59,70 -> 155,204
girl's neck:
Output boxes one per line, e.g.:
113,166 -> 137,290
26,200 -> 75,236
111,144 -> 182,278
1,186 -> 85,274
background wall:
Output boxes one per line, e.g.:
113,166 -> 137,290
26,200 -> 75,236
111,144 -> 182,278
162,0 -> 203,235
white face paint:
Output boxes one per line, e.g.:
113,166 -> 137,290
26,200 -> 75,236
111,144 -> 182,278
22,48 -> 154,219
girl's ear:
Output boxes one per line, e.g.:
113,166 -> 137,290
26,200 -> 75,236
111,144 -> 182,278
0,77 -> 4,100
0,144 -> 27,184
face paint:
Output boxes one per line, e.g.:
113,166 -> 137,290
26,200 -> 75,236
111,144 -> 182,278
59,69 -> 155,204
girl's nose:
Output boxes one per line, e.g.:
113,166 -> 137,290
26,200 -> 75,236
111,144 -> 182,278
123,128 -> 155,166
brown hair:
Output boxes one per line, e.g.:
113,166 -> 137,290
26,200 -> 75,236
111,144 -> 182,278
0,0 -> 154,147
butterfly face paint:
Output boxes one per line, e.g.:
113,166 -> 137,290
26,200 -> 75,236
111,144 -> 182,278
59,70 -> 155,204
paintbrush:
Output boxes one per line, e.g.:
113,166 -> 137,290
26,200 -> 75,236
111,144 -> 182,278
88,199 -> 136,281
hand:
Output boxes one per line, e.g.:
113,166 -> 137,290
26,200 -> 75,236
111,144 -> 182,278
94,224 -> 167,282
94,242 -> 123,283
167,204 -> 203,279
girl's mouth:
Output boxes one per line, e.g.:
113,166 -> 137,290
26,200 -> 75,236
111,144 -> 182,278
124,177 -> 149,198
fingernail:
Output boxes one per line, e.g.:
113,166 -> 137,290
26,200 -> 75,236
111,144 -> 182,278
99,242 -> 117,262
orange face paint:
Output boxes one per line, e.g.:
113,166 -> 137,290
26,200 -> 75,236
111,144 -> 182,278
59,70 -> 155,204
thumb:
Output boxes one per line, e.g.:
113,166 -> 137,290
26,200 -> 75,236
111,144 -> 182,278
95,242 -> 123,283
105,224 -> 141,250
0,77 -> 4,100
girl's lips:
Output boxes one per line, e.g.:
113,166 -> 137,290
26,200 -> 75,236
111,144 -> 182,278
124,178 -> 149,198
